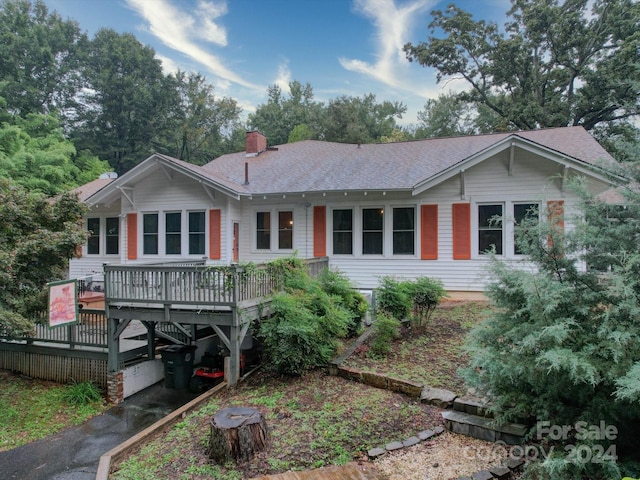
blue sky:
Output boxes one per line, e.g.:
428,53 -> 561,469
43,0 -> 511,125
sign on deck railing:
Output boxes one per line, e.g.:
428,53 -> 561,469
47,279 -> 79,328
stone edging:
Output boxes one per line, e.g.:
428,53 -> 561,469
331,328 -> 527,480
366,425 -> 445,459
366,427 -> 525,480
95,381 -> 227,480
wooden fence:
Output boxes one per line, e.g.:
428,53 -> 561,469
0,349 -> 108,387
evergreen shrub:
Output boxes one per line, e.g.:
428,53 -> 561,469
368,313 -> 401,358
317,268 -> 368,336
375,276 -> 412,320
462,183 -> 640,479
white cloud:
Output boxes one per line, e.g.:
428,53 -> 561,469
156,54 -> 180,74
195,0 -> 228,45
339,0 -> 435,90
125,0 -> 263,91
274,62 -> 292,94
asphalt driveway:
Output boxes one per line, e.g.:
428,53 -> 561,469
0,382 -> 198,480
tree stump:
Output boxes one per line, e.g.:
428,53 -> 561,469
209,407 -> 268,463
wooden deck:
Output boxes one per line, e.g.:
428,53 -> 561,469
101,258 -> 329,387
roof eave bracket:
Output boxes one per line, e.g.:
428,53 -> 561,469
508,143 -> 515,176
561,165 -> 570,196
159,163 -> 173,181
200,181 -> 216,203
117,186 -> 135,208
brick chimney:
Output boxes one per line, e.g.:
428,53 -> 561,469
246,130 -> 267,157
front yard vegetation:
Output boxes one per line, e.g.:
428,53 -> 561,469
0,371 -> 107,452
463,182 -> 640,479
257,258 -> 367,376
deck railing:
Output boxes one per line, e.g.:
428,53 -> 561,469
0,309 -> 108,348
0,258 -> 330,347
104,258 -> 329,307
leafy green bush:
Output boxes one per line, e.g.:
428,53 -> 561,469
62,380 -> 103,406
258,258 -> 353,376
375,276 -> 412,320
375,275 -> 446,326
406,276 -> 447,327
368,313 -> 401,358
317,268 -> 368,336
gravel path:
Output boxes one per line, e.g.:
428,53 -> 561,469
374,431 -> 509,480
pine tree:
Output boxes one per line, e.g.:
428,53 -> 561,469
463,177 -> 640,478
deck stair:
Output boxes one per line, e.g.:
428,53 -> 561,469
442,399 -> 527,445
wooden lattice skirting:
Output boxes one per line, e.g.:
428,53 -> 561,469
0,349 -> 107,388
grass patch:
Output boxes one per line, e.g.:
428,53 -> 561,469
0,371 -> 108,452
111,371 -> 443,479
111,300 -> 486,479
344,300 -> 490,393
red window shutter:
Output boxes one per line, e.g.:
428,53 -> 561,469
420,204 -> 438,260
209,209 -> 221,260
547,200 -> 565,232
452,203 -> 471,260
313,206 -> 326,257
126,213 -> 137,260
547,200 -> 565,249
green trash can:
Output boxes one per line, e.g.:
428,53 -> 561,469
160,344 -> 197,389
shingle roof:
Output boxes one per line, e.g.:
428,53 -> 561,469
202,126 -> 615,195
66,177 -> 114,201
154,154 -> 250,195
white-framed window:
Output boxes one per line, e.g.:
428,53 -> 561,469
392,206 -> 415,255
165,212 -> 182,255
278,211 -> 293,249
142,210 -> 209,257
188,211 -> 206,255
256,211 -> 271,250
513,203 -> 539,255
475,201 -> 542,257
478,203 -> 503,255
332,208 -> 353,255
143,213 -> 159,255
254,209 -> 294,251
86,216 -> 119,256
87,217 -> 100,255
362,207 -> 384,255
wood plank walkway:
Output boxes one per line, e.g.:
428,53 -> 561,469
250,463 -> 388,480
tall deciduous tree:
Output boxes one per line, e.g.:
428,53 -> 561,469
159,71 -> 242,165
0,0 -> 87,119
404,0 -> 640,134
322,94 -> 406,144
249,81 -> 324,146
74,28 -> 176,174
413,92 -> 508,139
0,101 -> 109,195
0,179 -> 86,337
